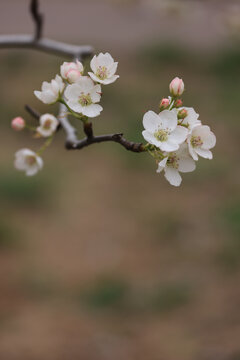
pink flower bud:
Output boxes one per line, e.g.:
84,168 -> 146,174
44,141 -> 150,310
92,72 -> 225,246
159,98 -> 170,111
11,117 -> 25,131
60,61 -> 84,83
169,77 -> 184,97
174,99 -> 183,108
178,108 -> 188,119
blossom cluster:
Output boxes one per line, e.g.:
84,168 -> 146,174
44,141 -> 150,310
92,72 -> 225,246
13,52 -> 119,176
11,54 -> 216,187
142,77 -> 216,186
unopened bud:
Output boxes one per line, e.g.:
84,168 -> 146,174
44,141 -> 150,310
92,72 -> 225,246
178,108 -> 188,119
169,77 -> 184,97
174,99 -> 183,108
159,98 -> 170,111
11,117 -> 25,131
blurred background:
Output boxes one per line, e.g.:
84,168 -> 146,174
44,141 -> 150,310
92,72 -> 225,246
0,0 -> 240,359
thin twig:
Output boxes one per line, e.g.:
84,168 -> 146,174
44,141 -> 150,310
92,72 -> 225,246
25,104 -> 40,119
30,0 -> 43,40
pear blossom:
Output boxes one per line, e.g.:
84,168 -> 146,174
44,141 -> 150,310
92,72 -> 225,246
60,60 -> 84,83
176,107 -> 201,130
65,76 -> 103,118
11,117 -> 25,131
169,77 -> 184,97
37,114 -> 59,137
187,125 -> 216,161
14,149 -> 43,176
34,75 -> 65,104
157,144 -> 196,186
88,52 -> 119,85
142,110 -> 188,152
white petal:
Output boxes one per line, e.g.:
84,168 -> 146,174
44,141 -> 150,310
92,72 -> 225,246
97,52 -> 114,67
108,62 -> 118,77
178,157 -> 196,173
90,55 -> 98,73
168,125 -> 188,145
164,168 -> 182,186
142,130 -> 159,146
66,100 -> 83,113
26,165 -> 39,176
160,141 -> 179,152
90,84 -> 102,103
159,110 -> 177,131
65,83 -> 81,100
75,76 -> 95,92
156,157 -> 168,173
195,148 -> 213,159
82,104 -> 103,118
143,111 -> 160,132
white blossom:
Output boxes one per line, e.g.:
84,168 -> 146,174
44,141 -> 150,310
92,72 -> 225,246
187,125 -> 216,161
37,114 -> 59,137
157,144 -> 196,186
142,110 -> 188,152
65,76 -> 103,118
14,149 -> 43,176
88,52 -> 119,85
60,60 -> 84,83
34,75 -> 65,104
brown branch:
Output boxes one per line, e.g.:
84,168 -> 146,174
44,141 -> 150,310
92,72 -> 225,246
66,133 -> 146,153
30,0 -> 43,40
25,104 -> 145,153
25,104 -> 40,119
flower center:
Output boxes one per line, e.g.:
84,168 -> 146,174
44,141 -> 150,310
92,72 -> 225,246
191,135 -> 203,148
79,94 -> 92,107
96,66 -> 108,80
154,129 -> 168,142
26,155 -> 36,166
43,119 -> 52,130
167,154 -> 179,169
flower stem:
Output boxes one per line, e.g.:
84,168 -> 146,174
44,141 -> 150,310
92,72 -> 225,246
37,136 -> 54,156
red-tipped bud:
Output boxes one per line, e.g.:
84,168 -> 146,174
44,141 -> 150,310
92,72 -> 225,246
174,99 -> 183,108
159,98 -> 170,111
11,117 -> 25,131
178,108 -> 188,120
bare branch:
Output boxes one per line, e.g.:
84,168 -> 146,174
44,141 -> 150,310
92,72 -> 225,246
25,104 -> 40,119
30,0 -> 43,40
0,35 -> 93,59
66,133 -> 146,153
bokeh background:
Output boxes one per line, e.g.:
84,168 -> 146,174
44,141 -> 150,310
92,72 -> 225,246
0,0 -> 240,359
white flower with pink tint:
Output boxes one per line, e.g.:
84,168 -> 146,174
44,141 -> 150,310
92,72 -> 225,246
34,75 -> 65,104
60,60 -> 84,83
157,144 -> 196,187
142,110 -> 188,152
37,114 -> 59,137
65,76 -> 103,118
169,77 -> 184,97
89,52 -> 119,85
187,125 -> 216,161
14,149 -> 43,176
11,117 -> 25,131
